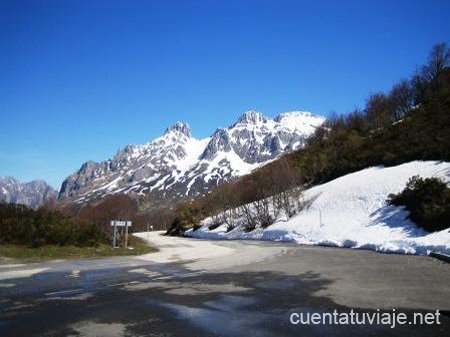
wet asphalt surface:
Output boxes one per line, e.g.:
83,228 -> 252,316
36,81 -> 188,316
0,239 -> 449,337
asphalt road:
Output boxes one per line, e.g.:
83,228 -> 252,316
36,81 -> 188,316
0,232 -> 449,336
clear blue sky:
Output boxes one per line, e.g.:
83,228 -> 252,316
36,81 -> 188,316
1,0 -> 449,189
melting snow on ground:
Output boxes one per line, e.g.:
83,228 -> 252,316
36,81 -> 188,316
186,161 -> 450,255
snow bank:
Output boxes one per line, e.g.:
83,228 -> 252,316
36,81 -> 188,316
186,161 -> 450,255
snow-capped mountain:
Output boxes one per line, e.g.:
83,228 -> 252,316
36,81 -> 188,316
0,177 -> 57,209
58,111 -> 325,206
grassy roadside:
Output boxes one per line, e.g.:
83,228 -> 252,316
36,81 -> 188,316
0,236 -> 157,262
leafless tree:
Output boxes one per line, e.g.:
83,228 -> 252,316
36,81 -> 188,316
214,181 -> 239,232
421,43 -> 450,83
242,203 -> 257,231
389,79 -> 414,120
365,92 -> 391,130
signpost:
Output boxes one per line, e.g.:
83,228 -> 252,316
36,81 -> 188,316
146,223 -> 154,241
110,220 -> 132,248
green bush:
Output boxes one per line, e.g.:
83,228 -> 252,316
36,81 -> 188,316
388,176 -> 450,232
0,203 -> 107,247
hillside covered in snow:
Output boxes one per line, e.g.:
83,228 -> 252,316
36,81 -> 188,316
186,161 -> 450,255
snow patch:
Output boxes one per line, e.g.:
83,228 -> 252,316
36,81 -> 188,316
187,161 -> 450,255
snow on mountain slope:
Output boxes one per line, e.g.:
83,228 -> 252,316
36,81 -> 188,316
58,111 -> 325,206
59,122 -> 209,203
0,177 -> 57,209
186,161 -> 450,255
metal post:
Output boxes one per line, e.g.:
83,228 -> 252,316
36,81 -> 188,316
147,222 -> 150,241
125,221 -> 129,248
113,222 -> 117,248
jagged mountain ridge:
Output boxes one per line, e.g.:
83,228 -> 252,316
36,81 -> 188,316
0,177 -> 57,209
58,111 -> 325,206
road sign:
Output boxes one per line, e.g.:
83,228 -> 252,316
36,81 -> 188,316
110,221 -> 132,227
111,220 -> 132,248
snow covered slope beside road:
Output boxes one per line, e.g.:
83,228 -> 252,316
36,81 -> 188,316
187,161 -> 450,255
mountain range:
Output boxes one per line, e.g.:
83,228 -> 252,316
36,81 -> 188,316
58,111 -> 325,210
1,111 -> 325,210
0,177 -> 57,209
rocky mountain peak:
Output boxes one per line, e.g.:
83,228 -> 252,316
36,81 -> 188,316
200,128 -> 231,160
164,122 -> 191,137
236,111 -> 266,125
